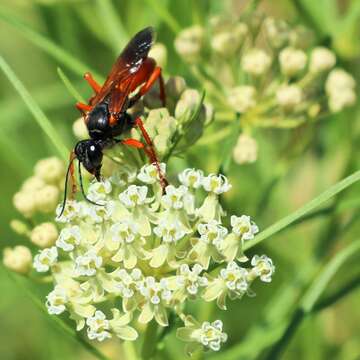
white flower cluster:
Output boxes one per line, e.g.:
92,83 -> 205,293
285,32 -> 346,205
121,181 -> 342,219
31,165 -> 274,352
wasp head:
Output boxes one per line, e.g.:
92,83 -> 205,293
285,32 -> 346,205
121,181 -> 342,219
74,140 -> 103,180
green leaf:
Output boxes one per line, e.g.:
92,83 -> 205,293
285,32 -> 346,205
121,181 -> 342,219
302,240 -> 360,312
0,6 -> 102,79
95,0 -> 128,54
144,0 -> 181,34
0,56 -> 68,160
57,67 -> 85,103
244,169 -> 360,251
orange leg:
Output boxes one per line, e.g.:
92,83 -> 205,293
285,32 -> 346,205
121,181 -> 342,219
76,102 -> 92,112
138,66 -> 166,106
84,72 -> 102,93
69,151 -> 77,198
133,118 -> 168,190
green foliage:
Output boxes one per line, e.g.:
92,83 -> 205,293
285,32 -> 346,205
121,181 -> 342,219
0,1 -> 359,359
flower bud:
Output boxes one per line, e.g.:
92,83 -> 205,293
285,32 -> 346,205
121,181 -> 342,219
241,49 -> 271,76
148,43 -> 167,68
263,17 -> 289,49
328,90 -> 356,113
233,134 -> 258,164
309,47 -> 336,73
175,89 -> 201,119
21,176 -> 45,192
73,117 -> 88,140
10,219 -> 30,236
174,26 -> 205,63
13,191 -> 36,218
228,86 -> 256,113
279,47 -> 307,76
165,77 -> 186,100
211,32 -> 238,56
325,69 -> 356,95
3,245 -> 32,274
276,85 -> 302,110
34,157 -> 65,184
34,185 -> 60,213
308,103 -> 321,118
31,222 -> 59,248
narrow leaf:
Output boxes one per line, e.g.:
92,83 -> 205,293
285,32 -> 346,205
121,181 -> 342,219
57,67 -> 85,103
0,56 -> 68,160
244,170 -> 360,250
0,7 -> 102,79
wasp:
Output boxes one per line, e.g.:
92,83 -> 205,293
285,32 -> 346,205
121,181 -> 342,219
59,27 -> 167,216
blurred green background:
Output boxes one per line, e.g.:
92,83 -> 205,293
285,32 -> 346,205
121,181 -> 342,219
0,0 -> 359,359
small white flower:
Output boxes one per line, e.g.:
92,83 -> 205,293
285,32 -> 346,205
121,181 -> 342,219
82,201 -> 115,223
74,249 -> 102,277
242,49 -> 272,76
198,220 -> 228,248
251,255 -> 275,282
86,310 -> 112,341
161,185 -> 188,209
46,286 -> 68,315
231,215 -> 259,240
153,219 -> 187,243
33,246 -> 58,272
202,174 -> 231,194
137,163 -> 166,184
177,264 -> 208,295
139,276 -> 172,305
196,320 -> 227,351
110,221 -> 138,244
119,185 -> 151,208
114,268 -> 143,298
309,47 -> 336,73
56,200 -> 81,223
220,261 -> 249,293
279,47 -> 307,76
87,180 -> 112,202
178,168 -> 203,188
56,225 -> 81,252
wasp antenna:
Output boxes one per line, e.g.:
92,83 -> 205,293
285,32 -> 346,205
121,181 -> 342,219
57,156 -> 75,219
78,160 -> 104,207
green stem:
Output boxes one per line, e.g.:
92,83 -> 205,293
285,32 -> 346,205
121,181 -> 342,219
123,341 -> 139,360
141,321 -> 159,360
244,169 -> 360,251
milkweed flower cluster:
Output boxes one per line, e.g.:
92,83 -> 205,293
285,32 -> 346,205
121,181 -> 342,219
175,15 -> 357,165
28,165 -> 274,353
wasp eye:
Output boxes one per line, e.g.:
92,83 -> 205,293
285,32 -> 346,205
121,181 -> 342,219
87,142 -> 103,168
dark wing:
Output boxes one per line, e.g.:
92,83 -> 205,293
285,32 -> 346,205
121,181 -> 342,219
90,27 -> 155,113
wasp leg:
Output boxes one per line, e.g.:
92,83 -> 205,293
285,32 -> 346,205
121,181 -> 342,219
133,118 -> 168,190
69,151 -> 77,198
129,66 -> 165,107
76,102 -> 92,112
84,72 -> 102,93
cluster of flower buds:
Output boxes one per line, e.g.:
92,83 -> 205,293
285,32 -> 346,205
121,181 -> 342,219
174,15 -> 357,165
3,157 -> 66,274
24,165 -> 273,353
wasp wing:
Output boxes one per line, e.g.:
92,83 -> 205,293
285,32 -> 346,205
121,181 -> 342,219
90,27 -> 155,113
